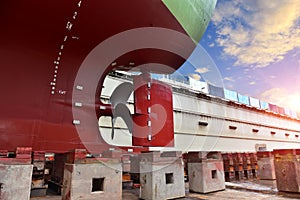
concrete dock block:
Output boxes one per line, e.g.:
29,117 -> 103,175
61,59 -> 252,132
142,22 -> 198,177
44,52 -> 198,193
62,159 -> 122,200
257,151 -> 276,180
273,149 -> 300,193
139,151 -> 185,200
188,151 -> 225,194
0,164 -> 33,200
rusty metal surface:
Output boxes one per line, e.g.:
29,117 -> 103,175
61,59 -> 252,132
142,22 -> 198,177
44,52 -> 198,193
274,149 -> 300,193
249,153 -> 258,179
257,157 -> 276,180
0,147 -> 32,164
257,151 -> 273,158
222,153 -> 235,182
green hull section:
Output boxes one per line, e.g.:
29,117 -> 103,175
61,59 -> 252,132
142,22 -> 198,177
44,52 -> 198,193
163,0 -> 217,43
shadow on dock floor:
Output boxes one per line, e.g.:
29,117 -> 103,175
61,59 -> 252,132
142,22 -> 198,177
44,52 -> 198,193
31,181 -> 300,200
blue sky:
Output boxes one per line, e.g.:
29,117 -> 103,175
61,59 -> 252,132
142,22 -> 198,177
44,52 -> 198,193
188,0 -> 300,112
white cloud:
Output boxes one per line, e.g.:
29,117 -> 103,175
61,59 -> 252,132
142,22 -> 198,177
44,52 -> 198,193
260,88 -> 300,112
195,67 -> 210,74
260,88 -> 287,105
225,83 -> 235,90
208,43 -> 215,47
189,74 -> 201,81
212,0 -> 300,68
243,68 -> 250,73
212,0 -> 242,24
224,77 -> 235,82
249,81 -> 256,85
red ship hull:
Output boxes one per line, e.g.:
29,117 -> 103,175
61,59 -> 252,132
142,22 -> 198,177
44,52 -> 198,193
0,0 -> 211,153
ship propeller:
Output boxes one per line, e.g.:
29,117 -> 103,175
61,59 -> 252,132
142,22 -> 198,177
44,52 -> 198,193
110,82 -> 133,139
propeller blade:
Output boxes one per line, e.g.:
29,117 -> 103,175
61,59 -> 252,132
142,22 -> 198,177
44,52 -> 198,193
114,103 -> 133,133
111,117 -> 116,139
110,82 -> 133,140
110,82 -> 133,107
110,103 -> 133,139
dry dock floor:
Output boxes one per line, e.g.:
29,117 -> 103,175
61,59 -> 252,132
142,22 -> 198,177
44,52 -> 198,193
31,181 -> 300,200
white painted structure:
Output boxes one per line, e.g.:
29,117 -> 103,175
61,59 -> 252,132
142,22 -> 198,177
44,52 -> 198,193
99,74 -> 300,152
